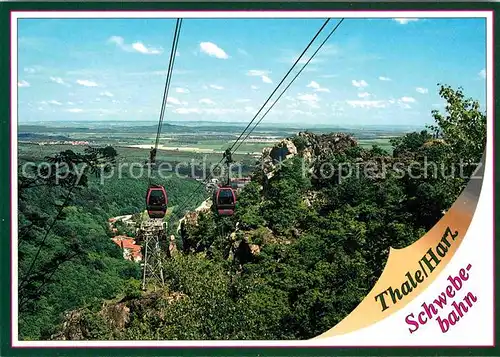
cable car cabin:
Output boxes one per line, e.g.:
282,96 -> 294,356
146,186 -> 168,219
213,186 -> 236,216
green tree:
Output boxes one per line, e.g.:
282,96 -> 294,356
428,84 -> 486,166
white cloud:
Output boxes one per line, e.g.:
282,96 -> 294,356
236,99 -> 251,103
18,80 -> 30,87
109,36 -> 124,46
297,93 -> 319,102
247,70 -> 270,77
307,80 -> 330,93
247,70 -> 273,84
306,67 -> 319,73
100,91 -> 114,97
358,92 -> 370,98
415,87 -> 428,94
174,108 -> 202,115
175,87 -> 190,94
393,18 -> 419,25
47,100 -> 62,106
76,79 -> 98,87
251,85 -> 259,90
67,108 -> 84,113
50,76 -> 70,86
297,93 -> 320,108
167,97 -> 181,105
307,81 -> 321,90
24,67 -> 37,74
132,42 -> 162,55
479,69 -> 486,79
173,107 -> 240,115
171,105 -> 285,116
399,96 -> 416,103
397,97 -> 416,109
108,35 -> 162,55
261,75 -> 273,84
290,109 -> 312,116
346,100 -> 386,108
199,98 -> 215,105
199,42 -> 229,59
378,76 -> 391,81
352,79 -> 368,88
67,101 -> 75,105
204,108 -> 240,115
127,69 -> 191,76
209,84 -> 224,90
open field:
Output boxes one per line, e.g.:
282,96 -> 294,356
18,121 -> 408,163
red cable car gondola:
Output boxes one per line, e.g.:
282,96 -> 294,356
213,186 -> 236,216
146,185 -> 168,219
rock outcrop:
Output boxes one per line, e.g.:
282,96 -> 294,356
257,131 -> 357,179
51,291 -> 186,340
179,131 -> 362,259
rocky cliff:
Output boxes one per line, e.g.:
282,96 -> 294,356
51,290 -> 186,340
51,131 -> 375,340
257,131 -> 358,179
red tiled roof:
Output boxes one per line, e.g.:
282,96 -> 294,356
111,237 -> 142,259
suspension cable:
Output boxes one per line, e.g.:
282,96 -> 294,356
154,19 -> 182,152
233,18 -> 345,153
18,183 -> 77,291
148,19 -> 182,189
166,19 -> 345,227
227,18 -> 332,153
148,18 -> 182,189
20,20 -> 184,292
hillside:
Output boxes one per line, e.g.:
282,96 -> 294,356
21,85 -> 486,341
17,147 -> 205,340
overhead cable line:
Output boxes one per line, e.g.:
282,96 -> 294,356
166,19 -> 345,225
18,183 -> 78,292
149,19 -> 182,189
233,18 -> 345,153
153,19 -> 183,152
227,18 -> 332,153
20,19 -> 184,301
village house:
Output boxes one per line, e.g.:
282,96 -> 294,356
111,235 -> 142,263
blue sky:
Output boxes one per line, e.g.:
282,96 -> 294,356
17,17 -> 487,126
